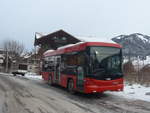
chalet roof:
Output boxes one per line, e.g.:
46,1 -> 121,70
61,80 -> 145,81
35,32 -> 45,39
34,29 -> 80,49
34,29 -> 117,50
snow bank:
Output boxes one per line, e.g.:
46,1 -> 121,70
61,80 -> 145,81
123,56 -> 150,70
132,56 -> 150,69
24,72 -> 42,80
107,84 -> 150,102
0,72 -> 13,76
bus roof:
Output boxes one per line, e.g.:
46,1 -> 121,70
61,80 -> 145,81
44,42 -> 122,57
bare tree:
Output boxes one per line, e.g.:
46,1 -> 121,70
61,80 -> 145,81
3,40 -> 25,59
2,40 -> 25,72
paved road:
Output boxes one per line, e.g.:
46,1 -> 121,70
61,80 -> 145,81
0,74 -> 150,113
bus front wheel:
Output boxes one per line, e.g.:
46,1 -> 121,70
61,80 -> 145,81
67,79 -> 75,94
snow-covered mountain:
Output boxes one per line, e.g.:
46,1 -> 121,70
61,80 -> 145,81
112,33 -> 150,59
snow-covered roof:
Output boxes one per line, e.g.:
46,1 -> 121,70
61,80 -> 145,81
35,32 -> 47,39
44,50 -> 55,54
0,54 -> 4,58
22,52 -> 34,59
24,54 -> 31,59
76,36 -> 117,44
0,48 -> 4,52
57,42 -> 84,50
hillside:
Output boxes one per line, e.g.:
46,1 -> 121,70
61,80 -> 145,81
112,33 -> 150,60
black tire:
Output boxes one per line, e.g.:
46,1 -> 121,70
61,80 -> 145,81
67,79 -> 75,94
48,75 -> 53,86
22,74 -> 25,76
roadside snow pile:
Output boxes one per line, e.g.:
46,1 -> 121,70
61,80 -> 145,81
24,72 -> 42,80
107,84 -> 150,102
132,56 -> 150,69
123,56 -> 150,70
0,72 -> 13,76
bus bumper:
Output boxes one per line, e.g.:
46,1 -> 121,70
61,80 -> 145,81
84,84 -> 124,94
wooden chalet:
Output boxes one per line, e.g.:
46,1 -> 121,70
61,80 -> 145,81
34,29 -> 81,57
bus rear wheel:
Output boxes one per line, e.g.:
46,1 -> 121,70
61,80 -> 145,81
48,75 -> 53,86
67,79 -> 75,94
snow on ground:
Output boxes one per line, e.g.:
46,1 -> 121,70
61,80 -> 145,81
123,56 -> 150,70
24,72 -> 150,103
24,72 -> 42,80
132,56 -> 150,69
0,72 -> 42,80
107,83 -> 150,102
1,72 -> 150,102
0,72 -> 13,76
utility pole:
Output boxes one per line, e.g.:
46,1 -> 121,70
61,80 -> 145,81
5,50 -> 8,73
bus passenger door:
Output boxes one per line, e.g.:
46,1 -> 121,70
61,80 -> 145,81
54,56 -> 61,83
76,66 -> 84,91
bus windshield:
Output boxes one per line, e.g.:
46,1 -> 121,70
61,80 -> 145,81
88,46 -> 123,80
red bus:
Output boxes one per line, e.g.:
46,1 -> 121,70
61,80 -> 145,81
41,42 -> 124,94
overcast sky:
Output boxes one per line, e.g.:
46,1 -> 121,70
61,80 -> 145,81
0,0 -> 150,50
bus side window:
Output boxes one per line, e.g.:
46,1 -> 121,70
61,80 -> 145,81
63,52 -> 85,67
64,54 -> 77,66
42,60 -> 47,71
60,55 -> 66,70
42,59 -> 44,71
61,53 -> 77,75
48,56 -> 55,71
78,53 -> 85,65
77,54 -> 85,66
42,56 -> 55,72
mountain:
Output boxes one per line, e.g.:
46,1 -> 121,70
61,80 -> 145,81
112,33 -> 150,60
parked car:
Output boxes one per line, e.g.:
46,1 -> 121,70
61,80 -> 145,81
12,64 -> 28,76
